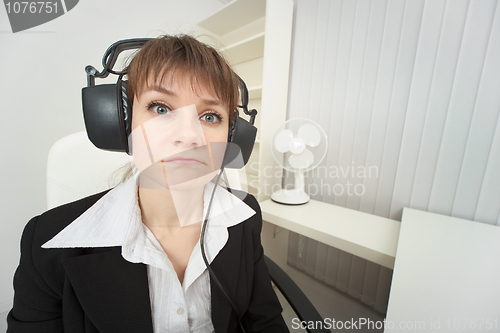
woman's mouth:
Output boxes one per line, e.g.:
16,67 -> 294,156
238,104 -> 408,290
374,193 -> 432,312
162,157 -> 204,165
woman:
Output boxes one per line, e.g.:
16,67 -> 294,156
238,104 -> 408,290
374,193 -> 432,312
7,35 -> 288,333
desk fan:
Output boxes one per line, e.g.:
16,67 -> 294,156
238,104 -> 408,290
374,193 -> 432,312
271,118 -> 328,204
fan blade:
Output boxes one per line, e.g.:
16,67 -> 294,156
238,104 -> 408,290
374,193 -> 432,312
298,123 -> 321,147
274,129 -> 293,153
288,148 -> 314,169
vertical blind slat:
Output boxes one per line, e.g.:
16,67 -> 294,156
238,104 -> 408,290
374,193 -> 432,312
359,0 -> 406,215
428,0 -> 497,215
361,261 -> 381,307
389,0 -> 447,220
305,239 -> 318,275
374,0 -> 425,218
452,0 -> 500,221
347,256 -> 367,299
314,242 -> 329,281
374,266 -> 393,314
324,246 -> 341,287
348,0 -> 388,211
324,0 -> 357,206
335,0 -> 371,208
336,251 -> 353,293
308,0 -> 332,202
474,112 -> 500,225
409,0 -> 470,211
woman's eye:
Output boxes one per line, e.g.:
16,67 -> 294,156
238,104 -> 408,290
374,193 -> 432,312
154,105 -> 169,115
147,102 -> 170,115
201,113 -> 221,123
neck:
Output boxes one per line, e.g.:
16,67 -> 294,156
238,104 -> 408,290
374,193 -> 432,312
137,176 -> 205,233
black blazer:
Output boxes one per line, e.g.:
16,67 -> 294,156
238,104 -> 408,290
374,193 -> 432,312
7,190 -> 288,333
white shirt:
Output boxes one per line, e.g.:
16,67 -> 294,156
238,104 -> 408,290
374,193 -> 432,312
42,174 -> 256,333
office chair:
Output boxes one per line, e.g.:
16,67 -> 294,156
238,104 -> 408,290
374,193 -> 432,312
47,132 -> 329,333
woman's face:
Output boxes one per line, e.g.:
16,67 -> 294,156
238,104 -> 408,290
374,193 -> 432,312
130,74 -> 230,190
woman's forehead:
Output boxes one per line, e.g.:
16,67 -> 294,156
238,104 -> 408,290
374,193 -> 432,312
141,72 -> 224,102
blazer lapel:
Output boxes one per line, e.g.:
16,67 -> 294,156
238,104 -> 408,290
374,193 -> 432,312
62,225 -> 246,333
63,247 -> 154,333
210,224 -> 245,333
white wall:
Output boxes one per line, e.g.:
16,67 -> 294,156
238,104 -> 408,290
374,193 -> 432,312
0,0 -> 224,313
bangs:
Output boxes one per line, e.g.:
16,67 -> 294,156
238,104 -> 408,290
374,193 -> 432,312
126,35 -> 239,117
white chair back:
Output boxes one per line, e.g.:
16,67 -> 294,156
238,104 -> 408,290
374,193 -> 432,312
46,131 -> 132,209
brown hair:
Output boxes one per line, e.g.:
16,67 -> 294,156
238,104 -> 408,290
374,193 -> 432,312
126,35 -> 239,119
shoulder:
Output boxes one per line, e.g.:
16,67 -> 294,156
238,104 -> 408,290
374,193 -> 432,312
28,190 -> 111,246
17,190 -> 112,296
227,188 -> 261,218
22,189 -> 111,253
226,188 -> 261,214
225,188 -> 263,237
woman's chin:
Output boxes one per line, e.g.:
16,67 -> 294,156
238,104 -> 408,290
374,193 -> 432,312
137,163 -> 218,191
168,170 -> 219,191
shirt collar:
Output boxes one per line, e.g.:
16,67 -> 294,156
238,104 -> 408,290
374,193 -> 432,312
42,173 -> 256,250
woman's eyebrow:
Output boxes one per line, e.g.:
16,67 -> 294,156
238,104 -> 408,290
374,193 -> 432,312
145,85 -> 224,108
146,85 -> 175,96
201,98 -> 223,107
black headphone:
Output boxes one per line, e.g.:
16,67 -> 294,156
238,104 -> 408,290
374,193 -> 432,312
81,38 -> 257,169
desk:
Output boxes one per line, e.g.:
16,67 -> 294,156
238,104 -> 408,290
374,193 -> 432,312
259,199 -> 401,269
385,208 -> 500,332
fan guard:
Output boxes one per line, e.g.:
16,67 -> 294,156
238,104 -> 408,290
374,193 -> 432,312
270,118 -> 328,204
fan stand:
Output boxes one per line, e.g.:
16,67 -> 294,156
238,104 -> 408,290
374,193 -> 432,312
271,170 -> 310,205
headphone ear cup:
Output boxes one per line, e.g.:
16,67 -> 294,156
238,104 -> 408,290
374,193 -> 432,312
120,80 -> 133,148
222,115 -> 257,169
82,80 -> 130,153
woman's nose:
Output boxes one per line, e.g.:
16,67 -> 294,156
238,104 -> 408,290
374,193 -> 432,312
172,106 -> 206,147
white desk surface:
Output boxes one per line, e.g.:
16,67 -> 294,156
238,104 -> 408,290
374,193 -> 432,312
385,208 -> 500,332
259,199 -> 401,269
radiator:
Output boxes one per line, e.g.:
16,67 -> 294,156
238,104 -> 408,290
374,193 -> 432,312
287,231 -> 392,314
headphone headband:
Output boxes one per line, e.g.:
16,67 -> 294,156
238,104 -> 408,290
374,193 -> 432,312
85,38 -> 154,87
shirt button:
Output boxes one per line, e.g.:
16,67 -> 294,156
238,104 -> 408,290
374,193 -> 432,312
177,307 -> 185,315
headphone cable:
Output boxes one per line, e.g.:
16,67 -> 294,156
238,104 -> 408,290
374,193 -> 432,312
200,166 -> 247,333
